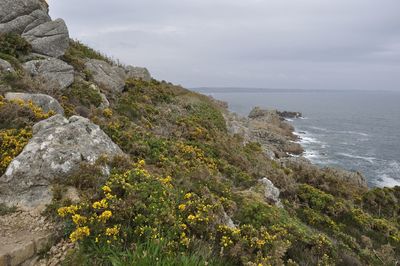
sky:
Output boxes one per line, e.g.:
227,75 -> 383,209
48,0 -> 400,90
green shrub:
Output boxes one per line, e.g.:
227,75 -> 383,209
62,81 -> 103,108
0,33 -> 31,58
62,40 -> 114,72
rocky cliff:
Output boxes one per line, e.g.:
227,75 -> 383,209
0,1 -> 399,265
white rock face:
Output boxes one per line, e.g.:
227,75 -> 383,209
5,92 -> 64,115
23,58 -> 74,89
22,19 -> 69,58
85,59 -> 126,92
1,0 -> 70,58
126,66 -> 152,82
0,0 -> 49,34
0,115 -> 124,210
259,177 -> 283,208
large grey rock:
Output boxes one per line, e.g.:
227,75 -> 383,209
5,92 -> 64,115
22,19 -> 69,58
259,177 -> 283,208
0,115 -> 124,210
23,58 -> 74,89
0,59 -> 13,72
0,0 -> 49,34
85,59 -> 126,92
126,65 -> 151,82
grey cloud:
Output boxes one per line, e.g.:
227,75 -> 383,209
48,0 -> 400,90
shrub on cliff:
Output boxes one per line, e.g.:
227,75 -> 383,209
0,96 -> 54,175
0,33 -> 31,59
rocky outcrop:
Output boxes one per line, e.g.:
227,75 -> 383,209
22,18 -> 69,58
23,58 -> 74,89
225,107 -> 303,158
126,66 -> 152,82
259,177 -> 283,208
0,0 -> 69,58
0,115 -> 124,210
5,92 -> 64,115
85,60 -> 154,92
85,59 -> 126,92
0,0 -> 49,34
277,111 -> 302,119
281,157 -> 368,189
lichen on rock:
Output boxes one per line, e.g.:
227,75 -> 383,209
0,114 -> 123,210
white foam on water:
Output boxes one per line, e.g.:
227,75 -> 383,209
337,130 -> 369,137
374,160 -> 400,187
298,135 -> 323,145
374,174 -> 400,187
310,126 -> 329,132
303,150 -> 321,160
337,153 -> 376,164
285,118 -> 294,122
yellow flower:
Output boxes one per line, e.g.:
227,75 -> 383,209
180,223 -> 188,230
256,239 -> 266,248
72,214 -> 87,225
103,108 -> 113,118
178,204 -> 186,211
98,210 -> 112,222
184,193 -> 193,199
138,159 -> 145,166
180,232 -> 190,247
160,175 -> 172,184
102,185 -> 112,194
105,225 -> 120,236
220,236 -> 233,247
105,193 -> 115,200
69,226 -> 90,242
57,205 -> 79,217
92,199 -> 108,209
187,214 -> 195,221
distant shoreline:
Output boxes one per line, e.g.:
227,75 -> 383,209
192,87 -> 399,94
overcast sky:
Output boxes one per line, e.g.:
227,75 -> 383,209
48,0 -> 400,90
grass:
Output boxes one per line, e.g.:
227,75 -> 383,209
63,240 -> 227,266
0,203 -> 17,216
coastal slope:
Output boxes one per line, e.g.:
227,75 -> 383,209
0,0 -> 399,265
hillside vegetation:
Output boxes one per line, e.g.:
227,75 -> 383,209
0,25 -> 399,266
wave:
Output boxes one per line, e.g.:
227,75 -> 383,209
374,160 -> 400,187
337,130 -> 369,137
374,174 -> 400,187
309,126 -> 329,132
303,150 -> 321,160
284,118 -> 294,122
293,131 -> 324,145
337,153 -> 376,163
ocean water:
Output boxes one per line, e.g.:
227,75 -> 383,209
194,88 -> 400,188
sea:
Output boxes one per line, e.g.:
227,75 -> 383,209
193,88 -> 400,188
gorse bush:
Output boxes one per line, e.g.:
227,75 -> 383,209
58,160 -> 300,265
0,96 -> 54,175
0,33 -> 31,59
